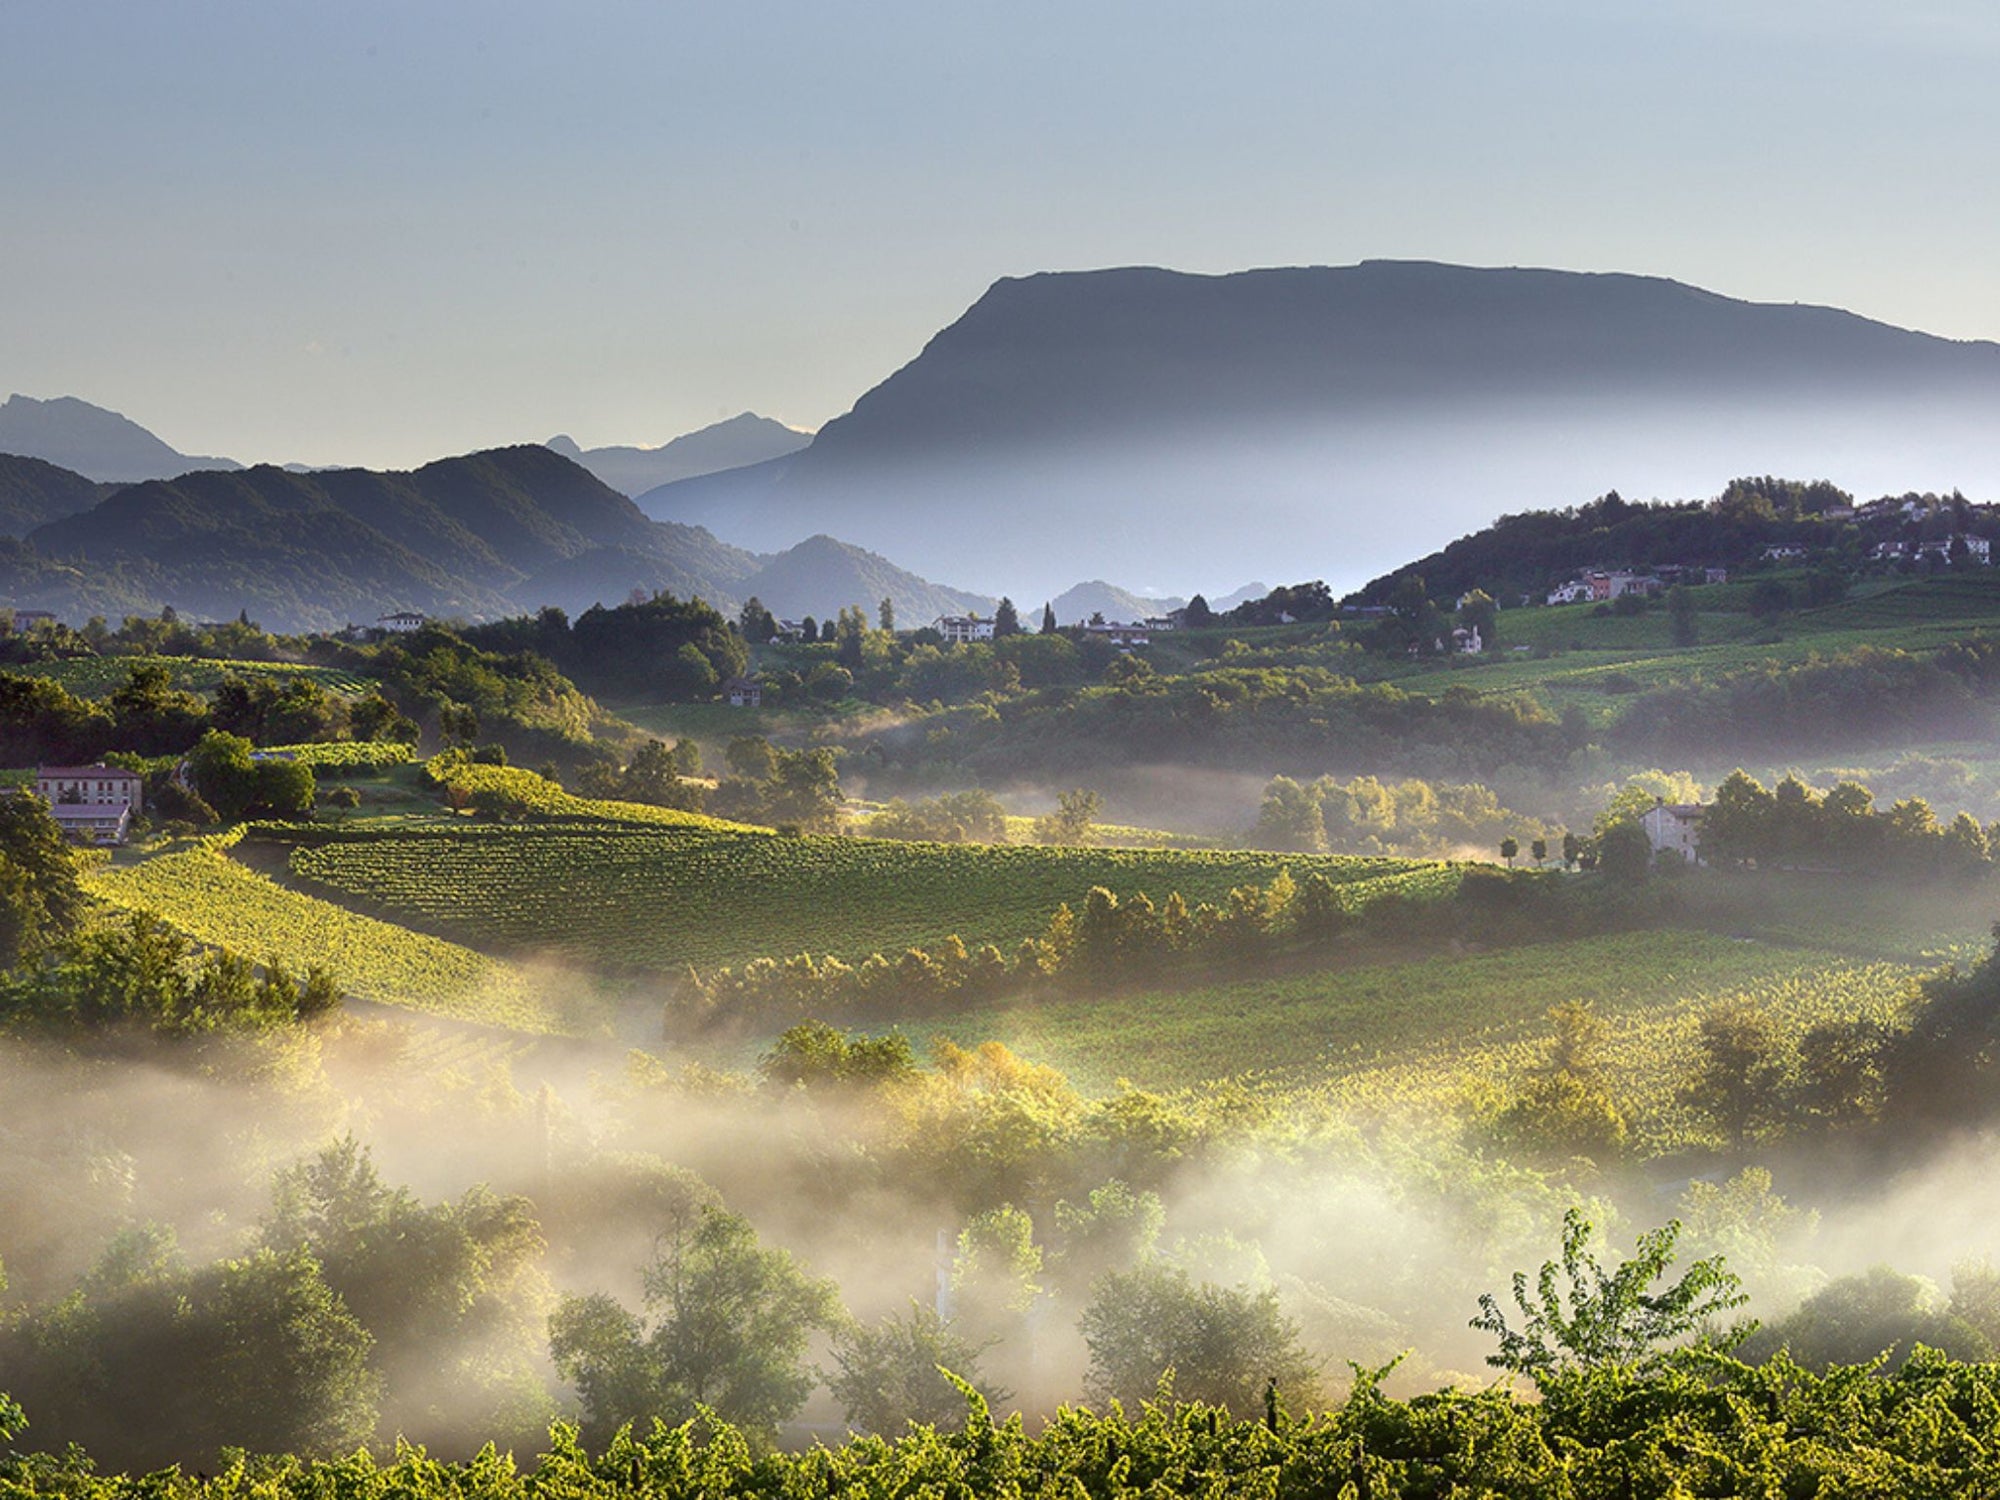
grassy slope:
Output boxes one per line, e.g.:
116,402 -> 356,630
83,836 -> 563,1032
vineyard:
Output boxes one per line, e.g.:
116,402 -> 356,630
82,835 -> 562,1031
12,1354 -> 2000,1495
279,821 -> 1431,971
15,656 -> 370,699
423,758 -> 756,832
897,928 -> 1897,1098
264,741 -> 416,770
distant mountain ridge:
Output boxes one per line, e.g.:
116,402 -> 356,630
636,261 -> 2000,600
546,413 -> 810,497
0,447 -> 990,632
1047,581 -> 1185,626
0,394 -> 241,482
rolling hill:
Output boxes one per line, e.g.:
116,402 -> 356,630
0,453 -> 111,536
0,448 -> 996,631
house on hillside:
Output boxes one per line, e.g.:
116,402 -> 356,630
1451,625 -> 1484,654
1639,802 -> 1705,865
377,610 -> 427,633
33,763 -> 143,845
7,609 -> 58,630
723,677 -> 763,708
1588,571 -> 1662,601
933,615 -> 995,644
36,764 -> 144,816
1546,579 -> 1592,605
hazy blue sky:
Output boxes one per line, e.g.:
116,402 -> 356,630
4,1 -> 1998,468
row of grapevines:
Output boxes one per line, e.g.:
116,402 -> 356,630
261,741 -> 415,769
283,820 -> 1434,972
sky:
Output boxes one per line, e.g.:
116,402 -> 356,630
4,0 -> 2000,470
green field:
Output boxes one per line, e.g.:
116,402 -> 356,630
1358,575 -> 2000,726
83,835 -> 564,1031
278,821 -> 1429,971
15,655 -> 370,699
900,928 -> 1925,1152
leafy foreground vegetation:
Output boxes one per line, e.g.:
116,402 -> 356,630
13,1197 -> 2000,1493
14,1341 -> 2000,1495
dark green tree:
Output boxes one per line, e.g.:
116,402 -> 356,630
826,1302 -> 1006,1435
1667,583 -> 1698,646
1680,1001 -> 1786,1152
549,1205 -> 841,1444
1080,1263 -> 1320,1415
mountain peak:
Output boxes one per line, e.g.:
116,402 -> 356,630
0,393 -> 241,483
541,412 -> 811,496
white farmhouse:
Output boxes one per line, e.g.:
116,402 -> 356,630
933,615 -> 995,644
1639,802 -> 1705,865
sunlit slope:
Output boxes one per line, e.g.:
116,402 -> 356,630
908,928 -> 1923,1151
83,838 -> 563,1032
279,822 -> 1429,971
910,929 -> 1902,1093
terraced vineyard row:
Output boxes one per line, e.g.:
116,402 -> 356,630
280,822 -> 1431,971
17,655 -> 370,698
85,836 -> 563,1032
423,759 -> 757,832
265,740 -> 416,769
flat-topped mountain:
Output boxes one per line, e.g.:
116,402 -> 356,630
0,394 -> 241,483
637,262 -> 2000,600
547,412 -> 811,497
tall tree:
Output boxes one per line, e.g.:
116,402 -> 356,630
737,597 -> 777,644
549,1206 -> 840,1444
1040,602 -> 1057,635
993,597 -> 1021,637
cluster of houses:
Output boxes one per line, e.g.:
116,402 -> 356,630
1545,565 -> 1729,606
929,614 -> 1173,647
1869,534 -> 1992,566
